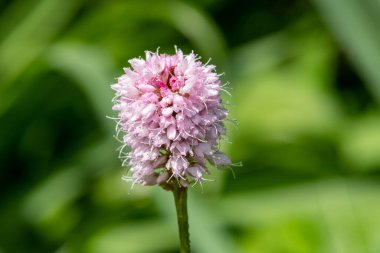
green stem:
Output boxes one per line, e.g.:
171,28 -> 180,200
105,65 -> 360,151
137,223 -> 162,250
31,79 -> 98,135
172,183 -> 191,253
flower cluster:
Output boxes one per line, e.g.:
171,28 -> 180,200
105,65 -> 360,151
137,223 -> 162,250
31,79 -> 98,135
112,48 -> 231,187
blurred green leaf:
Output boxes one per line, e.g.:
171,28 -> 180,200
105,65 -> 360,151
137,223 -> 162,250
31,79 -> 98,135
230,29 -> 341,168
0,0 -> 82,89
240,219 -> 320,253
70,0 -> 227,64
313,0 -> 380,101
84,221 -> 176,253
221,179 -> 377,253
22,167 -> 84,236
339,113 -> 380,171
44,42 -> 117,133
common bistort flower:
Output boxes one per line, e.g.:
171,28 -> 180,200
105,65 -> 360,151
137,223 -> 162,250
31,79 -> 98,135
112,48 -> 231,187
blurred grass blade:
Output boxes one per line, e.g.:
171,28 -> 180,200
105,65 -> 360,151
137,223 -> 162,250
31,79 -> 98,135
0,0 -> 81,90
312,0 -> 380,101
22,167 -> 84,235
44,42 -> 117,133
165,1 -> 228,64
73,0 -> 227,64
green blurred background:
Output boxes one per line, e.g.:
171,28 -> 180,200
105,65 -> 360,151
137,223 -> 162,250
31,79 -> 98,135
1,0 -> 380,252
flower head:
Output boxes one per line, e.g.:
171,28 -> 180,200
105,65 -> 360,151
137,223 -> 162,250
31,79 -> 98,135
112,48 -> 230,187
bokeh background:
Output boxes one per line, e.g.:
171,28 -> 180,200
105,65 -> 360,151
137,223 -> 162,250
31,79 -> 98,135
1,0 -> 380,252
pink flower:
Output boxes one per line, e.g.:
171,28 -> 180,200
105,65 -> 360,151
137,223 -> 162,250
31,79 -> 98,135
112,48 -> 230,187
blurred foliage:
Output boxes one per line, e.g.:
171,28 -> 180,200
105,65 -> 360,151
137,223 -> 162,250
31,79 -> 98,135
0,0 -> 380,252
